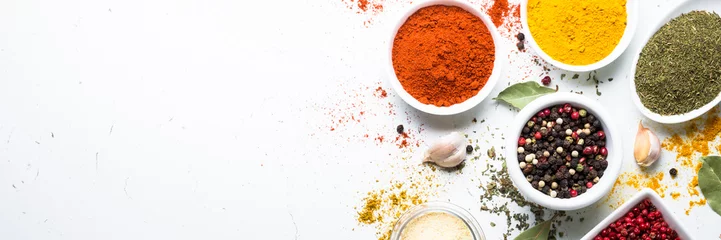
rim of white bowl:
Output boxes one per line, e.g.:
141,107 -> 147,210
628,0 -> 721,124
580,188 -> 695,240
520,0 -> 639,72
386,0 -> 506,116
505,93 -> 623,210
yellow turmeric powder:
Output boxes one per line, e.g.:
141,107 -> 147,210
661,107 -> 721,214
527,0 -> 627,65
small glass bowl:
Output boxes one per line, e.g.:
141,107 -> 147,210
390,202 -> 485,240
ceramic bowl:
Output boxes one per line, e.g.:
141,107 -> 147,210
628,0 -> 721,124
580,188 -> 694,240
387,0 -> 505,115
505,93 -> 623,210
390,201 -> 486,240
520,0 -> 639,72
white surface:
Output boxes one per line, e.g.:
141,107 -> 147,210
520,0 -> 639,72
628,0 -> 721,124
581,188 -> 694,240
0,0 -> 719,239
505,93 -> 623,211
387,0 -> 506,115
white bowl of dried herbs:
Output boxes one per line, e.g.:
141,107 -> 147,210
630,0 -> 721,124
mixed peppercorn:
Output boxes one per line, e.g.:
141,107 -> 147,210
516,103 -> 608,198
594,199 -> 681,240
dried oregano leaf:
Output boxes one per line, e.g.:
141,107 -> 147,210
494,81 -> 556,109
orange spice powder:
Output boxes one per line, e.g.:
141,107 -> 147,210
605,171 -> 668,208
661,107 -> 721,214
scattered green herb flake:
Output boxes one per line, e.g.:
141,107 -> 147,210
491,222 -> 496,227
572,74 -> 579,79
561,74 -> 566,80
608,78 -> 614,81
580,217 -> 585,222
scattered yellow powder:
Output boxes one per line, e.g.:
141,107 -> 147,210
686,198 -> 707,215
357,170 -> 440,240
661,107 -> 721,214
671,192 -> 680,200
605,171 -> 667,208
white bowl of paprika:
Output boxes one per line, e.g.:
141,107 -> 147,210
387,0 -> 505,115
520,0 -> 639,72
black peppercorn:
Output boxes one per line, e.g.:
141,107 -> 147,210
517,32 -> 525,41
396,124 -> 404,134
466,145 -> 473,153
516,41 -> 525,50
669,168 -> 678,177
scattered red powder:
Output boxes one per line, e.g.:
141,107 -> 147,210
396,133 -> 410,149
358,0 -> 369,11
320,81 -> 424,150
375,87 -> 388,98
488,0 -> 509,27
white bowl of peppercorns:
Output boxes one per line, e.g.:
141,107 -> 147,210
505,93 -> 622,210
580,188 -> 693,240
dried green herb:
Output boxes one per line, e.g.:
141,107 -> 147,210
635,11 -> 721,115
698,156 -> 721,217
494,82 -> 556,109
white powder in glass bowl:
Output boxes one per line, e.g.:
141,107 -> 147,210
399,212 -> 473,240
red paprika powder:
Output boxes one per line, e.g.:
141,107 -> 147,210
392,5 -> 495,107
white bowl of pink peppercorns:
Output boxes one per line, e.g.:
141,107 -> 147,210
581,188 -> 693,240
505,93 -> 623,210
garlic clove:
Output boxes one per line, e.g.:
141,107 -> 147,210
423,132 -> 467,168
634,121 -> 661,167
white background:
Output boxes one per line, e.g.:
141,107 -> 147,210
0,0 -> 718,239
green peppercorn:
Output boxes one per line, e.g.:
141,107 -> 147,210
579,109 -> 588,117
576,164 -> 584,172
527,121 -> 535,127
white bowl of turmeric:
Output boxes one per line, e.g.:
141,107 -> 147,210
520,0 -> 638,72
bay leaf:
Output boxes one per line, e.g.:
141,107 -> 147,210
494,81 -> 556,109
698,155 -> 721,217
514,219 -> 553,240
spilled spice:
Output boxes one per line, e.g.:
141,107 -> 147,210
477,152 -> 569,239
375,87 -> 388,98
661,107 -> 721,214
606,171 -> 668,208
686,198 -> 707,215
671,192 -> 680,200
488,0 -> 510,27
356,170 -> 440,240
319,82 -> 424,149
